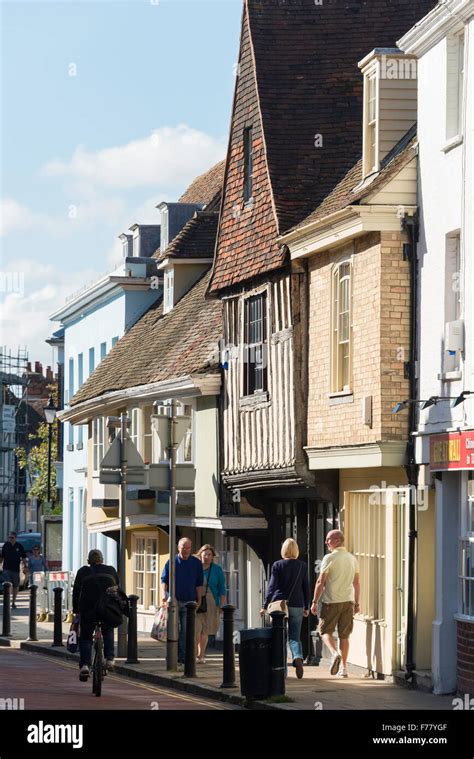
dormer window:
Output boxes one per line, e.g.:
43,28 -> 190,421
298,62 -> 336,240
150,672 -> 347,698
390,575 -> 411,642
164,267 -> 174,313
243,126 -> 253,203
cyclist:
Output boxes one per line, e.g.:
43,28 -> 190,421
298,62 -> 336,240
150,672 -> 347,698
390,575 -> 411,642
72,549 -> 119,682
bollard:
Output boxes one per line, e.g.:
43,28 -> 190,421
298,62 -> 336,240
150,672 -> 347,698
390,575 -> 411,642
2,582 -> 12,637
125,595 -> 139,664
27,585 -> 38,641
220,604 -> 237,688
52,587 -> 64,647
270,610 -> 286,696
184,602 -> 197,678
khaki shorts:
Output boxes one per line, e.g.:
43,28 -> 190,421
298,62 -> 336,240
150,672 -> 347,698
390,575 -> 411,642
319,602 -> 354,639
195,591 -> 221,637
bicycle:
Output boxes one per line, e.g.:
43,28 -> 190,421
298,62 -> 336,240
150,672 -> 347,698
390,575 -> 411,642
91,622 -> 107,697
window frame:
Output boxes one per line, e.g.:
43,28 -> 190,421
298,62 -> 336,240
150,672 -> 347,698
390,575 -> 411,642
364,70 -> 378,177
163,267 -> 174,313
93,417 -> 105,473
132,533 -> 159,611
243,126 -> 254,203
459,473 -> 474,619
331,257 -> 353,395
446,29 -> 465,141
242,290 -> 268,397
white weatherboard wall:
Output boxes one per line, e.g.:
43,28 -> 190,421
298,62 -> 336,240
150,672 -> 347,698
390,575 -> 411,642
61,293 -> 126,573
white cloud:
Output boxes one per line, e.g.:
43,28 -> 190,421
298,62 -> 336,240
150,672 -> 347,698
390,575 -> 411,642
0,198 -> 62,237
0,259 -> 102,367
42,124 -> 226,190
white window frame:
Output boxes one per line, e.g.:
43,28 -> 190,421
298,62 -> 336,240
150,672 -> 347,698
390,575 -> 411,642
93,417 -> 105,473
444,232 -> 462,372
363,70 -> 378,177
132,533 -> 159,611
164,268 -> 174,313
130,407 -> 142,455
446,30 -> 465,141
331,257 -> 353,394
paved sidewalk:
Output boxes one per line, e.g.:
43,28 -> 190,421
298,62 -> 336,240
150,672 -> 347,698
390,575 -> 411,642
1,592 -> 456,711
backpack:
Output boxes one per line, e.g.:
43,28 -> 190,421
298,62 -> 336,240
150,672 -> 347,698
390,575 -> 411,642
94,586 -> 130,628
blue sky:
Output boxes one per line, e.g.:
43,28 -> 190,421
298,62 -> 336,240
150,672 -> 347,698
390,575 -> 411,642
1,0 -> 242,365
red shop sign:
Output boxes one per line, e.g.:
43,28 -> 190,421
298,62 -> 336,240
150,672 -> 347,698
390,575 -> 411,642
430,431 -> 474,471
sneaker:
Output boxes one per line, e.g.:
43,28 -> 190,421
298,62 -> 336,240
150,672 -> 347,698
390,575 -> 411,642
106,659 -> 115,672
337,668 -> 348,678
294,658 -> 304,679
79,665 -> 90,682
330,652 -> 342,676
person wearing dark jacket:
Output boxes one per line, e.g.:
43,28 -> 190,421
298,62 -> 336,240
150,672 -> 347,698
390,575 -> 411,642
72,549 -> 119,681
261,539 -> 310,679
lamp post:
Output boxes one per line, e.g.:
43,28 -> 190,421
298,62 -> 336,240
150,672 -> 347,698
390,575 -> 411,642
44,395 -> 57,504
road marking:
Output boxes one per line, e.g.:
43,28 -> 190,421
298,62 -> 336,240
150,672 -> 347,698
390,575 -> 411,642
21,651 -> 233,709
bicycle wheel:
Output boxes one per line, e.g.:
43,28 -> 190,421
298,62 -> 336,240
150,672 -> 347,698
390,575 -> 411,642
92,636 -> 104,697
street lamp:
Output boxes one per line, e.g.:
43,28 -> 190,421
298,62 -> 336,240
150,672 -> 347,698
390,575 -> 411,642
44,394 -> 57,504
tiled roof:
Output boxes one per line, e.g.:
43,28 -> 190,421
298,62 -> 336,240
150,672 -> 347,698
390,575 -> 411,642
179,160 -> 226,206
70,271 -> 222,407
158,212 -> 219,262
209,0 -> 436,292
294,127 -> 418,231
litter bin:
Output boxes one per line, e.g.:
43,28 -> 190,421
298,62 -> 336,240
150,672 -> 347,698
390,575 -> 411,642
239,628 -> 272,698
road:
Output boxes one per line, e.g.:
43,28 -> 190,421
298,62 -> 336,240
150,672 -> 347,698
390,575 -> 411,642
0,649 -> 239,711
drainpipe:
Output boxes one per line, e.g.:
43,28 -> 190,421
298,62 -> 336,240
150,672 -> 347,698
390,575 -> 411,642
401,211 -> 419,682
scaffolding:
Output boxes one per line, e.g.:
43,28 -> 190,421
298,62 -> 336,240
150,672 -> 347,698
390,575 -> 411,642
0,347 -> 29,540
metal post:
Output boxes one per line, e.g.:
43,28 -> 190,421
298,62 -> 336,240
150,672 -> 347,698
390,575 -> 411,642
270,611 -> 286,696
118,411 -> 128,658
27,585 -> 38,641
166,400 -> 179,671
47,423 -> 53,503
125,595 -> 139,664
221,604 -> 237,688
52,587 -> 64,647
184,601 -> 197,678
2,582 -> 12,637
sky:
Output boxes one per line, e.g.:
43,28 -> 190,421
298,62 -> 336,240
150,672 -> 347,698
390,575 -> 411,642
0,0 -> 242,368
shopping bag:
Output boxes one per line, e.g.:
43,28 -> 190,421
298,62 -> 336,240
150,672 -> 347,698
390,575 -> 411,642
67,614 -> 80,653
150,606 -> 168,642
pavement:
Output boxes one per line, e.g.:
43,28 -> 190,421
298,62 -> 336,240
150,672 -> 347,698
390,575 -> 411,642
0,592 -> 457,711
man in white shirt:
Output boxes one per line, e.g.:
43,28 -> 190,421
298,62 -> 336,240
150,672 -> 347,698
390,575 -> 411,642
311,530 -> 360,678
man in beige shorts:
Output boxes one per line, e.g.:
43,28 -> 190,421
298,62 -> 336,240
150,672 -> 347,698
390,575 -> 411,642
311,530 -> 360,678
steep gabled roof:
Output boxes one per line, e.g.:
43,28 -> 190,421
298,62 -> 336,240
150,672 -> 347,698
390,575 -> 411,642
209,0 -> 436,292
70,271 -> 221,407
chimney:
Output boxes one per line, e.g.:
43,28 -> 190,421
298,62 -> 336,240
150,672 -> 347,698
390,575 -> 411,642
34,361 -> 42,374
157,203 -> 203,253
46,366 -> 53,381
27,362 -> 32,372
359,48 -> 418,179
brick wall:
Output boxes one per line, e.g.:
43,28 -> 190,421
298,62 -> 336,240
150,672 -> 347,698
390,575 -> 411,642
457,620 -> 474,694
307,231 -> 410,448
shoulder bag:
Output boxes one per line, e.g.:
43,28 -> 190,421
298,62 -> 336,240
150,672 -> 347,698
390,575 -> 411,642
267,562 -> 303,618
197,563 -> 212,614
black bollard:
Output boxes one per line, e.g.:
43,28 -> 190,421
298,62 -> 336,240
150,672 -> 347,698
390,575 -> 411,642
270,610 -> 286,696
52,587 -> 64,647
2,582 -> 12,637
184,602 -> 197,678
27,585 -> 38,641
220,604 -> 237,688
125,595 -> 139,664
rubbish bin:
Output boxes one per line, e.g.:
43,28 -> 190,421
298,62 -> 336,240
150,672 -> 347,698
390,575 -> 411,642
239,628 -> 272,698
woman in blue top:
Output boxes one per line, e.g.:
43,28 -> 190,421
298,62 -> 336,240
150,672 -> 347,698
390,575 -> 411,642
261,538 -> 310,679
195,544 -> 227,664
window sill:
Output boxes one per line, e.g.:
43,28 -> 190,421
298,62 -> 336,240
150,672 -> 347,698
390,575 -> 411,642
240,392 -> 270,410
442,134 -> 463,154
454,613 -> 474,624
328,392 -> 354,406
438,371 -> 462,382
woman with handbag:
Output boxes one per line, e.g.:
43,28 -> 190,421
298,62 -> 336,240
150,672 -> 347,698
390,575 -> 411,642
260,538 -> 310,679
195,544 -> 227,664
